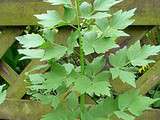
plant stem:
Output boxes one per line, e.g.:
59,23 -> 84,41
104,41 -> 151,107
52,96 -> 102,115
75,0 -> 85,117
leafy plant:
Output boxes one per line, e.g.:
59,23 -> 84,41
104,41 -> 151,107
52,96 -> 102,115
16,0 -> 160,120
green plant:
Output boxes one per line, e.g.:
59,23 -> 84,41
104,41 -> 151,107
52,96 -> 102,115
16,0 -> 160,120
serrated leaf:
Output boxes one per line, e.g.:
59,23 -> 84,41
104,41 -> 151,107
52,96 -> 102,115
80,2 -> 92,18
0,85 -> 6,104
91,12 -> 111,19
83,31 -> 97,55
43,29 -> 57,43
109,47 -> 128,67
110,68 -> 136,87
16,34 -> 45,48
45,0 -> 72,5
42,44 -> 67,60
85,56 -> 105,76
94,37 -> 119,53
89,98 -> 119,118
67,30 -> 79,55
118,90 -> 139,111
127,41 -> 160,66
35,10 -> 63,28
64,6 -> 76,23
63,63 -> 74,74
94,0 -> 122,11
114,111 -> 135,120
29,73 -> 45,85
118,90 -> 159,116
18,49 -> 45,60
110,9 -> 136,29
95,18 -> 109,32
33,94 -> 60,108
43,63 -> 67,91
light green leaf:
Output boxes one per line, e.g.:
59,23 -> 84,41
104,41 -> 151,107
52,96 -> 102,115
94,0 -> 122,11
127,41 -> 160,66
83,31 -> 97,55
64,6 -> 76,22
85,56 -> 105,76
43,63 -> 67,91
114,111 -> 135,120
43,29 -> 57,43
91,12 -> 111,19
63,63 -> 74,74
118,90 -> 139,111
110,68 -> 136,87
18,49 -> 45,60
42,44 -> 67,60
45,0 -> 72,5
67,30 -> 79,55
35,10 -> 63,28
80,2 -> 92,18
118,90 -> 159,117
110,9 -> 136,29
29,73 -> 45,85
109,47 -> 128,67
16,34 -> 45,48
94,37 -> 119,53
0,85 -> 6,104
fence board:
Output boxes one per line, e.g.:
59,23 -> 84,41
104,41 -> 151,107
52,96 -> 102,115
0,0 -> 160,25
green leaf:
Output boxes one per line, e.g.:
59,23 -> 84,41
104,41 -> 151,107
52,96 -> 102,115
83,31 -> 97,55
0,85 -> 6,104
43,29 -> 57,43
118,90 -> 139,111
94,0 -> 122,11
95,18 -> 109,32
16,34 -> 45,48
114,111 -> 135,120
33,94 -> 60,108
110,68 -> 136,87
127,41 -> 160,66
85,56 -> 105,76
80,2 -> 92,18
118,90 -> 159,116
67,30 -> 79,55
45,0 -> 72,5
89,98 -> 119,118
63,63 -> 74,74
18,49 -> 45,60
42,44 -> 67,60
94,37 -> 119,53
29,73 -> 45,85
35,10 -> 63,28
110,9 -> 136,29
74,75 -> 91,94
109,47 -> 128,67
43,63 -> 67,91
91,12 -> 111,19
64,6 -> 76,23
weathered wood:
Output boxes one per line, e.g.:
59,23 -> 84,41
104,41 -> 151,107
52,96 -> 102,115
0,99 -> 159,120
0,0 -> 160,25
112,58 -> 160,95
0,99 -> 51,120
0,27 -> 23,58
0,60 -> 18,85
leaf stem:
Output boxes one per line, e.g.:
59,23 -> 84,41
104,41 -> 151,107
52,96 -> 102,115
75,0 -> 85,117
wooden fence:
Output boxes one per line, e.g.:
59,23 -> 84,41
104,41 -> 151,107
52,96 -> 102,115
0,0 -> 160,120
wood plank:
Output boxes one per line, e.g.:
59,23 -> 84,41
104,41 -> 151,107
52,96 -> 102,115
0,99 -> 51,120
0,99 -> 159,120
6,60 -> 43,99
0,0 -> 160,25
0,27 -> 23,58
0,60 -> 18,85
